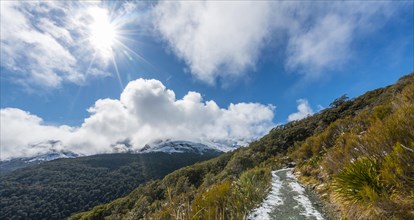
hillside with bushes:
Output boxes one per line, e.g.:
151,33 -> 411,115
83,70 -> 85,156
292,73 -> 414,219
71,72 -> 414,220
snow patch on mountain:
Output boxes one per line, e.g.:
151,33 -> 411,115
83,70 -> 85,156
0,141 -> 80,174
138,140 -> 229,154
26,149 -> 79,163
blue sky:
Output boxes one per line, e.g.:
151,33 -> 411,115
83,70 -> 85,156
1,1 -> 413,159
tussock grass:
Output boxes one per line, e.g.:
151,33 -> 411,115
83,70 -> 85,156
333,157 -> 383,205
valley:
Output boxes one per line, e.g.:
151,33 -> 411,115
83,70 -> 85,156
0,149 -> 221,219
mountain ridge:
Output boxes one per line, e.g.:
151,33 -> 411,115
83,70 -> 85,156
1,140 -> 229,174
0,148 -> 80,174
139,139 -> 236,154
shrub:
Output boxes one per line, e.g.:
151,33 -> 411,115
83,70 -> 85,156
333,157 -> 384,205
234,167 -> 271,214
191,181 -> 233,220
332,157 -> 387,218
191,167 -> 271,220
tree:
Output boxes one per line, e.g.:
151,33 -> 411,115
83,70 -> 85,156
330,94 -> 349,108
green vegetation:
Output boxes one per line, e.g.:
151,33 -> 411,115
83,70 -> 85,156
293,74 -> 414,219
190,167 -> 271,220
0,152 -> 220,219
332,157 -> 384,206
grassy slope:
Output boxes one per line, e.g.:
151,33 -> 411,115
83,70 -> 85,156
71,72 -> 414,220
0,152 -> 220,220
292,73 -> 414,219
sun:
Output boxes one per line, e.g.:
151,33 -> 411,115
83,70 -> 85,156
88,7 -> 118,58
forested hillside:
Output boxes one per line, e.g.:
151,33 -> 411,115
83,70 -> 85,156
71,72 -> 414,219
0,152 -> 220,219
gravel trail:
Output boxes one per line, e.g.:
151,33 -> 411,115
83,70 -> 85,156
248,168 -> 325,220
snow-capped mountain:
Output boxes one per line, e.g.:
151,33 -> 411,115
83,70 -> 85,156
1,138 -> 245,174
0,141 -> 80,174
136,139 -> 251,154
108,137 -> 244,154
138,140 -> 221,154
26,149 -> 79,163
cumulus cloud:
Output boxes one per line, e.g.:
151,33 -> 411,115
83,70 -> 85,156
153,1 -> 403,82
1,79 -> 275,160
287,99 -> 314,122
0,108 -> 75,159
153,1 -> 273,84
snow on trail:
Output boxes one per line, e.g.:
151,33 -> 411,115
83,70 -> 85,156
247,168 -> 288,219
248,168 -> 324,220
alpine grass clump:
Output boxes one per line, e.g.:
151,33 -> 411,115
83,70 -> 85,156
332,157 -> 385,217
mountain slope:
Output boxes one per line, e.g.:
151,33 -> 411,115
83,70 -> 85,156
0,150 -> 221,219
0,148 -> 79,175
291,73 -> 414,219
139,140 -> 228,154
70,72 -> 414,220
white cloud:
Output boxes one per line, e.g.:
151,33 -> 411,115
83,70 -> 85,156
286,14 -> 353,76
0,108 -> 75,159
153,1 -> 273,84
0,1 -> 118,89
1,79 -> 275,160
283,2 -> 399,77
1,1 -> 405,88
288,99 -> 314,122
153,1 -> 403,82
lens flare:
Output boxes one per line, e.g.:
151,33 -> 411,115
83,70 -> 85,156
88,7 -> 118,58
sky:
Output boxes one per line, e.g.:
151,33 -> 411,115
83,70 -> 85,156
1,1 -> 413,160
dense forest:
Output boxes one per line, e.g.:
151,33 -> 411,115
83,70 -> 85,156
71,72 -> 414,220
0,152 -> 220,219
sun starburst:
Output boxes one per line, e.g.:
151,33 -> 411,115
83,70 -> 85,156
88,7 -> 118,58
